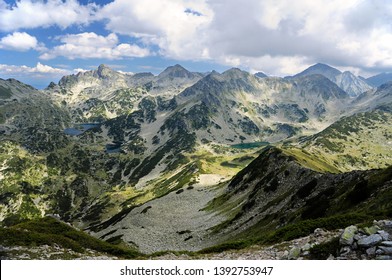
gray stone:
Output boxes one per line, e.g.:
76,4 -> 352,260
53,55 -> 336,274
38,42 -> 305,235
383,220 -> 392,227
357,228 -> 367,235
376,255 -> 392,260
377,246 -> 392,255
302,243 -> 311,251
340,225 -> 358,246
376,249 -> 384,255
364,226 -> 381,235
340,246 -> 351,256
357,234 -> 383,248
288,247 -> 301,260
313,228 -> 326,237
366,247 -> 376,257
327,254 -> 335,260
381,241 -> 392,247
353,234 -> 364,241
377,230 -> 390,241
361,254 -> 369,260
302,251 -> 310,256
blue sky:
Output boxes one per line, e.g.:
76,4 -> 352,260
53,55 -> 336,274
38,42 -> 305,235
1,0 -> 392,88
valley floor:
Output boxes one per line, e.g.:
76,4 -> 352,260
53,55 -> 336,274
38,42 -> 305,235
92,174 -> 231,253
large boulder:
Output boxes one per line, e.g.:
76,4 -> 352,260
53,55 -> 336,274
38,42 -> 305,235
340,225 -> 358,246
357,234 -> 383,248
363,226 -> 380,235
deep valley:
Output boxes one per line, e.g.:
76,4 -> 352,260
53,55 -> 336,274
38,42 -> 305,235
1,63 -> 391,260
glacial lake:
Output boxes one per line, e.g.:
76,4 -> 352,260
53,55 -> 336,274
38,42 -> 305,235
64,123 -> 100,136
230,141 -> 269,149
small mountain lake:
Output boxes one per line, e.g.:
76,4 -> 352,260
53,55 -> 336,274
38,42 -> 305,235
64,123 -> 100,136
230,141 -> 269,149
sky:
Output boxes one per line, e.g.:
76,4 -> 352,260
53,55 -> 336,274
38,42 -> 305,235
1,0 -> 392,88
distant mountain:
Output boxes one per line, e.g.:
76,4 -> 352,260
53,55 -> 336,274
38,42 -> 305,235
350,81 -> 392,113
254,72 -> 267,78
335,71 -> 373,98
294,63 -> 342,81
0,78 -> 71,152
294,63 -> 373,97
1,78 -> 38,99
366,72 -> 392,87
157,64 -> 200,79
179,68 -> 350,143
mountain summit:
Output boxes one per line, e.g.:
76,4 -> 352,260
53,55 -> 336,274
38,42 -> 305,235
294,63 -> 342,81
294,63 -> 373,97
95,64 -> 116,79
158,64 -> 196,79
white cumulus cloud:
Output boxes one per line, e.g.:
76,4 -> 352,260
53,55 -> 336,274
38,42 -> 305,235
0,62 -> 74,88
0,0 -> 97,31
0,62 -> 70,75
0,32 -> 44,51
97,0 -> 213,60
40,32 -> 151,60
2,0 -> 392,76
94,0 -> 392,75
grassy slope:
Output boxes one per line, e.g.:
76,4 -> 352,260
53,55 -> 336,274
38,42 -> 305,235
0,217 -> 142,259
285,108 -> 392,172
198,148 -> 392,254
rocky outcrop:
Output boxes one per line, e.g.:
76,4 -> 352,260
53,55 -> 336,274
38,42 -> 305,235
335,220 -> 392,260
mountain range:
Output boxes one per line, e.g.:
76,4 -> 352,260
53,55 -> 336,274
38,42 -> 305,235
0,62 -> 391,258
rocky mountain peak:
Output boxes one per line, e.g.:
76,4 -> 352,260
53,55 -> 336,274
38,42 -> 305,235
221,68 -> 254,82
336,71 -> 373,97
294,63 -> 342,81
367,72 -> 392,87
294,63 -> 373,97
95,64 -> 115,79
255,72 -> 268,78
158,64 -> 194,79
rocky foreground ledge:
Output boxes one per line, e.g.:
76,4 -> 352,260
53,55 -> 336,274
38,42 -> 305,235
2,220 -> 392,260
337,220 -> 392,260
153,219 -> 392,260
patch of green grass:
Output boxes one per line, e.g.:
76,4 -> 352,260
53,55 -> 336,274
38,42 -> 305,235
199,213 -> 371,255
308,237 -> 340,260
105,234 -> 124,245
220,161 -> 239,168
281,147 -> 340,173
0,85 -> 12,99
0,217 -> 142,259
260,213 -> 369,245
